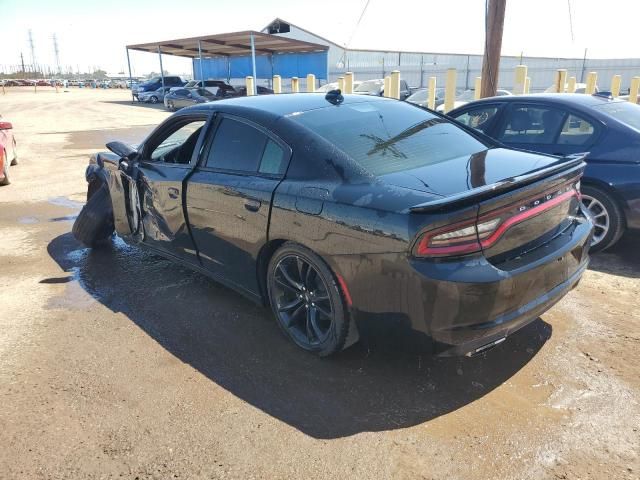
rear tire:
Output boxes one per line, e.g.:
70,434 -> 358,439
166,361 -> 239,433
581,185 -> 625,252
72,184 -> 115,247
150,95 -> 158,104
267,243 -> 351,357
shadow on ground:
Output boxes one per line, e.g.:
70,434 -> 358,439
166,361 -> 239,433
589,231 -> 640,279
100,100 -> 167,111
47,232 -> 552,439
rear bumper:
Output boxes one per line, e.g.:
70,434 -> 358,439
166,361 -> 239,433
332,216 -> 593,356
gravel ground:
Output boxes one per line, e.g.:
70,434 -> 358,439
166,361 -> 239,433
0,87 -> 638,480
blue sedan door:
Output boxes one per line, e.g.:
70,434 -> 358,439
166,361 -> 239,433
185,114 -> 290,295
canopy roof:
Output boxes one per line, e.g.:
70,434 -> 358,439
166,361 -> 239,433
127,30 -> 329,58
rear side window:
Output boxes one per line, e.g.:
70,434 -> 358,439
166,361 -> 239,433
205,118 -> 268,172
259,139 -> 287,175
498,105 -> 565,145
557,114 -> 596,146
289,101 -> 488,176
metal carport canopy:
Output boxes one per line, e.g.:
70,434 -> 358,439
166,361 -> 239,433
126,30 -> 328,58
125,30 -> 328,96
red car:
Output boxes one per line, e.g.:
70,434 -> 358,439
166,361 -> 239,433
0,119 -> 18,185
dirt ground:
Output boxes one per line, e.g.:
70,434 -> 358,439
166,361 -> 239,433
0,87 -> 638,480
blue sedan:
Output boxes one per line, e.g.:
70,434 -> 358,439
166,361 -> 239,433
448,94 -> 640,251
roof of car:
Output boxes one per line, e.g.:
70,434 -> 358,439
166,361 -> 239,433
456,93 -> 621,109
187,92 -> 392,116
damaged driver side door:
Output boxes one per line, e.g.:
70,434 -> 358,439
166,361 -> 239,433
122,113 -> 210,264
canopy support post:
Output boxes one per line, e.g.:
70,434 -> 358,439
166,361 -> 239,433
157,46 -> 165,91
126,47 -> 134,103
197,40 -> 204,81
250,33 -> 257,95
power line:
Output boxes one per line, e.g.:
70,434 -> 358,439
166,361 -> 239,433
345,0 -> 371,48
567,0 -> 575,42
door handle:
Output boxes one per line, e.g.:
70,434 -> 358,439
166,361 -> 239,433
244,199 -> 261,212
168,187 -> 180,199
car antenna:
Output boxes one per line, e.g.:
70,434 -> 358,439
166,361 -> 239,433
325,89 -> 344,105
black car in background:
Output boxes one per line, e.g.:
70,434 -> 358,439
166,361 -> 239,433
448,94 -> 640,251
164,88 -> 217,111
72,93 -> 592,357
133,76 -> 185,99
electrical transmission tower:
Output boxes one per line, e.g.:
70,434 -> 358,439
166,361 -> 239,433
28,29 -> 37,74
53,33 -> 61,75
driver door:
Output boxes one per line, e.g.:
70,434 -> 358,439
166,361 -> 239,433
128,113 -> 210,263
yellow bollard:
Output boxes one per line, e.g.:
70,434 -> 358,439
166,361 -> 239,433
291,77 -> 299,93
554,69 -> 567,93
525,76 -> 531,93
245,76 -> 255,96
389,70 -> 401,100
567,76 -> 577,93
383,76 -> 390,98
630,77 -> 640,104
273,75 -> 282,94
513,65 -> 527,95
444,68 -> 456,112
337,76 -> 345,92
427,77 -> 437,110
585,72 -> 597,94
344,72 -> 354,94
306,74 -> 316,92
611,75 -> 622,97
474,77 -> 482,99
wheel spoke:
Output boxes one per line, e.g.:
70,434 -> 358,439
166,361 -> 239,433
296,257 -> 307,286
277,263 -> 303,291
278,297 -> 303,313
286,303 -> 306,327
314,302 -> 332,318
308,306 -> 325,341
275,277 -> 299,293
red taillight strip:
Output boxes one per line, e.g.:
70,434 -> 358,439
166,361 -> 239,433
480,189 -> 577,248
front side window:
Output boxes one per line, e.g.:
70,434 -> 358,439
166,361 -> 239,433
205,118 -> 268,172
498,105 -> 566,145
148,119 -> 206,164
289,100 -> 488,176
453,106 -> 500,134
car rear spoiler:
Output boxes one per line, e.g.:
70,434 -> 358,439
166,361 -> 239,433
409,153 -> 587,213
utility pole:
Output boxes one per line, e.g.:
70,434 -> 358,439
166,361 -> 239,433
480,0 -> 507,98
20,52 -> 25,74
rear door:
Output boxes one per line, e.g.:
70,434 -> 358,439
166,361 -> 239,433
186,114 -> 290,294
132,113 -> 210,263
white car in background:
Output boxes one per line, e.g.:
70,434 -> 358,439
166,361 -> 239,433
138,86 -> 173,104
436,89 -> 512,112
543,82 -> 598,94
315,81 -> 363,93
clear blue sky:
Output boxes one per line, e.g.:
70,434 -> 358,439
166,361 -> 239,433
2,0 -> 637,75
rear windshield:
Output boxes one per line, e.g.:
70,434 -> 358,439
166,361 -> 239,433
289,101 -> 489,176
592,101 -> 640,131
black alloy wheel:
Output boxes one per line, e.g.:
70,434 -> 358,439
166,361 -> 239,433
150,95 -> 158,104
267,244 -> 350,356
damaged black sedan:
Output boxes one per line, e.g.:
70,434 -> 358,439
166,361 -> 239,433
73,92 -> 593,357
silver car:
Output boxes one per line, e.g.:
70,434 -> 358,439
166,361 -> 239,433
138,87 -> 172,104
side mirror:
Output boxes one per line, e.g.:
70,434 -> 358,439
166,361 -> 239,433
0,121 -> 13,130
106,141 -> 137,161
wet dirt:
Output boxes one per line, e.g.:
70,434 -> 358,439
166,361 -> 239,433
0,88 -> 638,479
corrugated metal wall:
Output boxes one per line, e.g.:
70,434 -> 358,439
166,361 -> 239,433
329,51 -> 640,92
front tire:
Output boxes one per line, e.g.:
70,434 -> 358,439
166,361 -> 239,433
267,243 -> 351,357
0,150 -> 10,185
150,95 -> 158,104
72,184 -> 115,247
581,185 -> 625,252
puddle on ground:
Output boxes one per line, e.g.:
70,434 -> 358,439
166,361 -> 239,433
48,196 -> 83,209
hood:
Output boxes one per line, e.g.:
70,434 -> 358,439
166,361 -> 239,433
380,148 -> 561,196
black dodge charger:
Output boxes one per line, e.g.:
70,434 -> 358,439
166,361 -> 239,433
73,92 -> 594,357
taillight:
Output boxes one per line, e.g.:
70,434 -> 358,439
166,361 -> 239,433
414,181 -> 580,258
